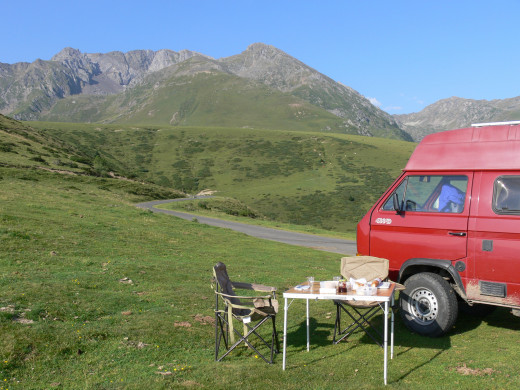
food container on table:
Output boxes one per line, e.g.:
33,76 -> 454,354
356,286 -> 377,296
319,281 -> 337,294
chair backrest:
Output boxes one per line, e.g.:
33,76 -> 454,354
213,262 -> 241,306
340,256 -> 389,281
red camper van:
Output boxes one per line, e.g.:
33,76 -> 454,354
357,121 -> 520,337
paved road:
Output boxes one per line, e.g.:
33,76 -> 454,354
136,198 -> 357,255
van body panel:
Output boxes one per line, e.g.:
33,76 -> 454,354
368,171 -> 472,271
405,125 -> 520,172
357,123 -> 520,313
467,171 -> 520,306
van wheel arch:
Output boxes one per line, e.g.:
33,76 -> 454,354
398,258 -> 466,299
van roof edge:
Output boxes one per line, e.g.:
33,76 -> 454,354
471,120 -> 520,127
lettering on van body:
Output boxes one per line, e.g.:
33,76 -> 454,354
375,218 -> 392,225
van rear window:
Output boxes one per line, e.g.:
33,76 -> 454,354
493,176 -> 520,214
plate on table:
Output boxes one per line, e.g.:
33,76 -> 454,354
378,281 -> 391,289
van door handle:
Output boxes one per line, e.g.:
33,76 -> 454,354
449,232 -> 467,237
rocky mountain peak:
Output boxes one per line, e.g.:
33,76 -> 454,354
245,42 -> 283,57
51,47 -> 84,62
394,96 -> 520,141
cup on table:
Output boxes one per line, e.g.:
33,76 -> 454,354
307,276 -> 314,285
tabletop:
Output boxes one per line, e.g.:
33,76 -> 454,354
283,281 -> 396,302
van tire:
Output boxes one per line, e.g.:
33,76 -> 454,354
399,272 -> 458,337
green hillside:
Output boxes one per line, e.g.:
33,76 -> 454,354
43,71 -> 356,133
1,132 -> 519,389
38,60 -> 410,140
0,115 -> 184,200
28,120 -> 416,232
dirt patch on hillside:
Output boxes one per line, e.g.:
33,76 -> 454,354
196,189 -> 217,196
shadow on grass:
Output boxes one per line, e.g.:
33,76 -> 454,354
280,302 -> 520,378
282,317 -> 368,368
328,306 -> 455,383
480,307 -> 520,331
285,317 -> 334,350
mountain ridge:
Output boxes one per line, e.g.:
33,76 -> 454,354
395,96 -> 520,140
0,43 -> 410,140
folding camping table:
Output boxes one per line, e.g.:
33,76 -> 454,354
282,281 -> 396,385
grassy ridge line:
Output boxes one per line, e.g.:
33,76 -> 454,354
1,168 -> 520,388
28,121 -> 416,233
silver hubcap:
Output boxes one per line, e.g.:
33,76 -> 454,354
409,288 -> 438,325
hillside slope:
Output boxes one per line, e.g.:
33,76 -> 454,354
29,120 -> 415,231
0,114 -> 184,200
42,68 -> 352,133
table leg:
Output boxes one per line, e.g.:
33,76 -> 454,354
283,297 -> 288,370
306,298 -> 310,352
391,294 -> 394,359
384,300 -> 388,385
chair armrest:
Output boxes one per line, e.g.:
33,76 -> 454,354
216,291 -> 273,301
232,281 -> 277,292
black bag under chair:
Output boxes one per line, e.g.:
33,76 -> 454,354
213,262 -> 280,363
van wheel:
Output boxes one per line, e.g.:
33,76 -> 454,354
399,272 -> 458,337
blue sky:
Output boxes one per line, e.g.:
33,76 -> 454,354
2,0 -> 519,114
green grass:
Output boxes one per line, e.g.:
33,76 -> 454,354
1,167 -> 520,389
27,121 -> 416,233
41,71 -> 350,133
156,196 -> 357,241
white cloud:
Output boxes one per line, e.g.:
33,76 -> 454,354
367,97 -> 382,107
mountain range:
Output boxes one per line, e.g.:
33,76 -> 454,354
1,43 -> 519,141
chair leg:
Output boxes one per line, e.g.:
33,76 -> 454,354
333,302 -> 384,347
272,316 -> 280,353
215,313 -> 230,360
219,316 -> 273,363
215,313 -> 219,361
215,313 -> 279,364
348,306 -> 383,347
244,317 -> 275,352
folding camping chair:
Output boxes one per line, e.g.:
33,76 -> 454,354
333,256 -> 389,346
213,262 -> 280,364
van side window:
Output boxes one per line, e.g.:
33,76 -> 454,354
382,175 -> 468,213
493,176 -> 520,214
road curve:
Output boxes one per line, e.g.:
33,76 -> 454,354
136,198 -> 357,255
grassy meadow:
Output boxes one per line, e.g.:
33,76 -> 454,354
1,167 -> 520,389
2,115 -> 520,388
28,121 -> 415,233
